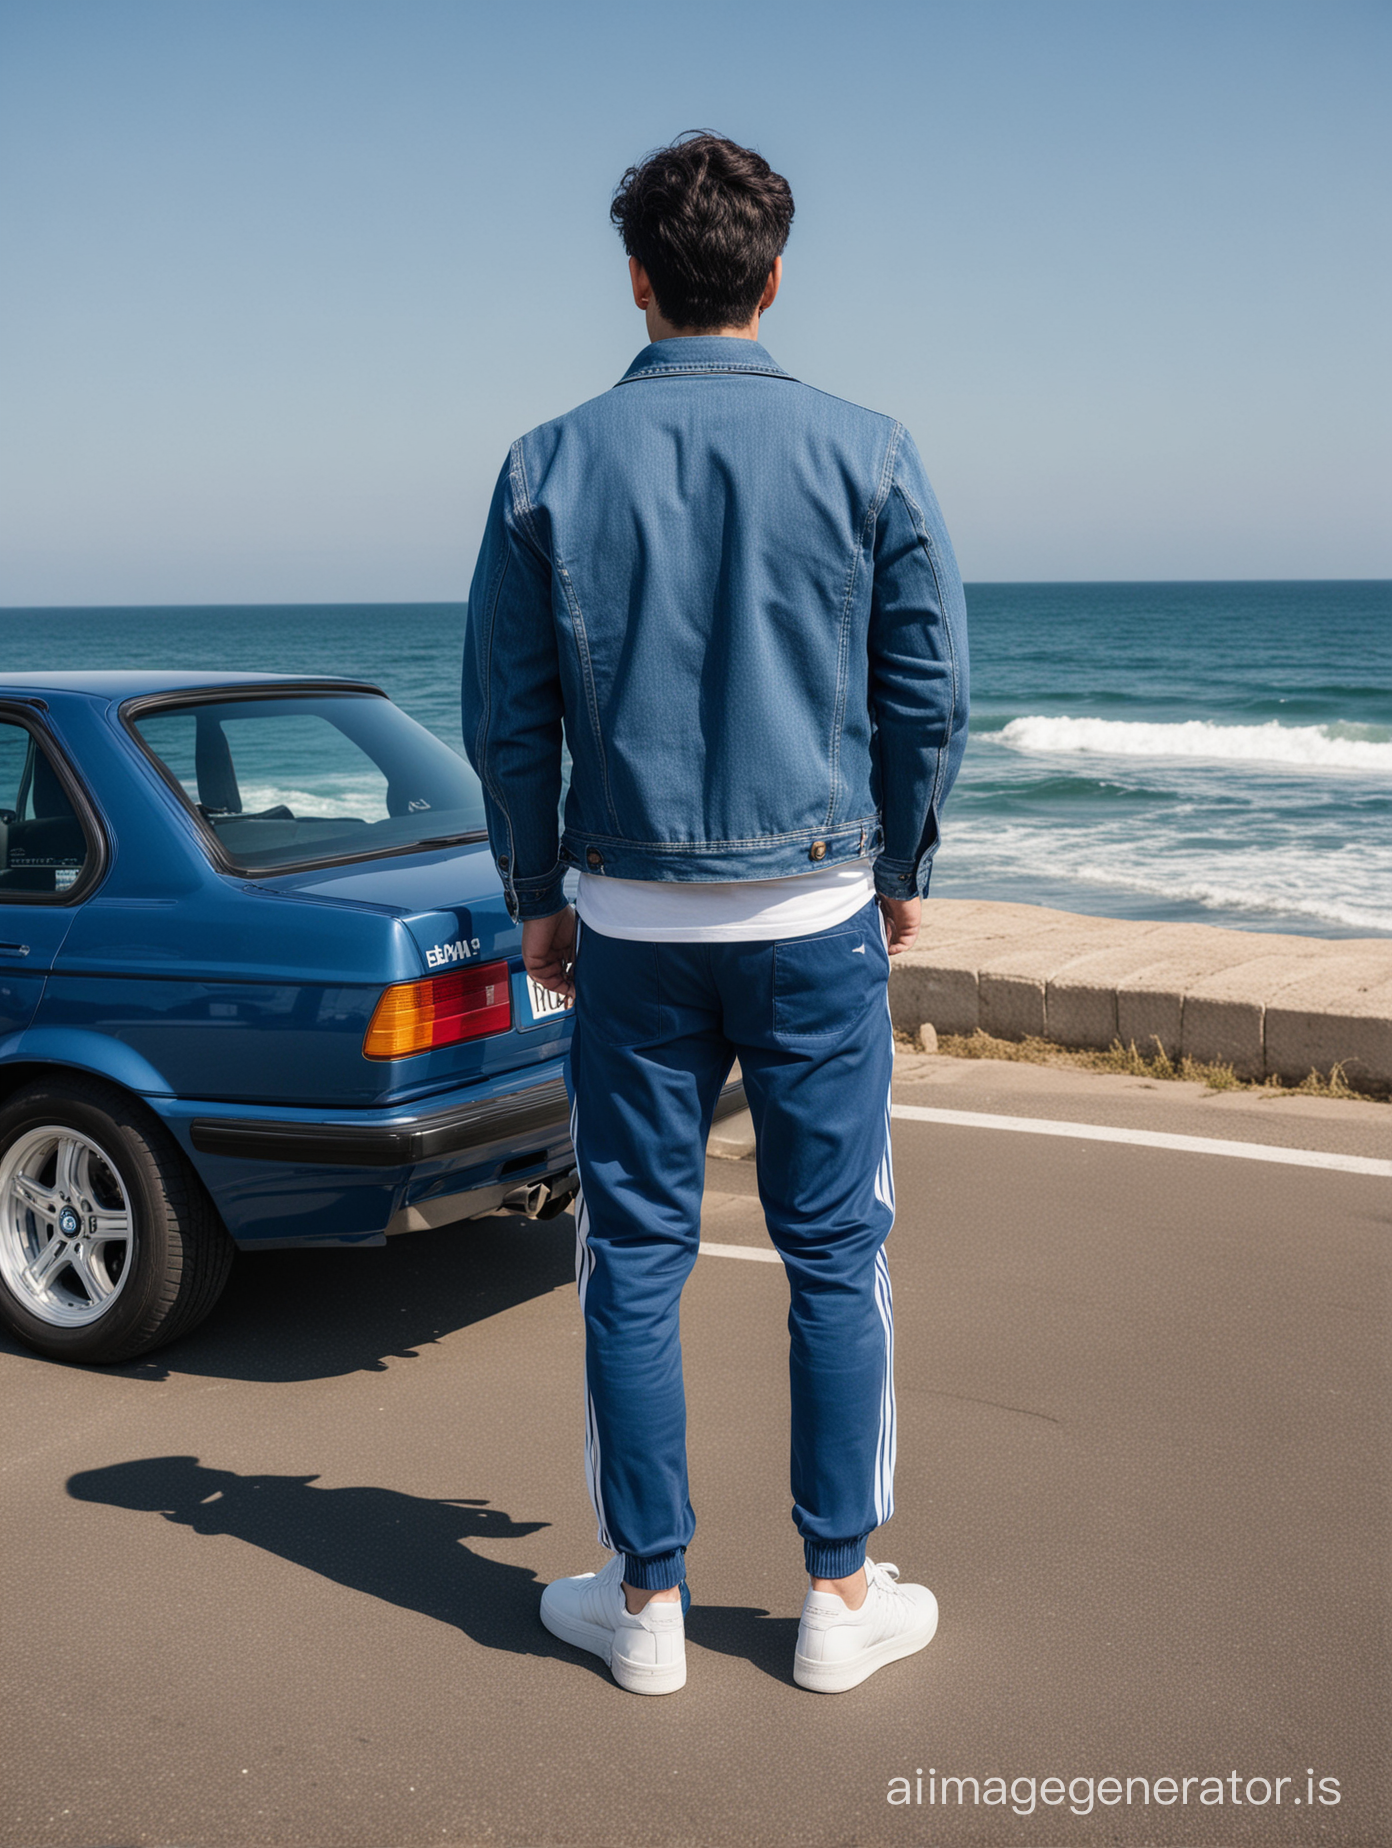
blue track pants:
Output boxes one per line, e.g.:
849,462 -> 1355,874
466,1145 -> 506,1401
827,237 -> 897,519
566,897 -> 897,1590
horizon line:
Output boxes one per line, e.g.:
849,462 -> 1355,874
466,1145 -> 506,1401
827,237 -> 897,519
3,576 -> 1390,614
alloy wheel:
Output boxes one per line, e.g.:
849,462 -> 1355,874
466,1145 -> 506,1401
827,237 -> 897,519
0,1125 -> 135,1328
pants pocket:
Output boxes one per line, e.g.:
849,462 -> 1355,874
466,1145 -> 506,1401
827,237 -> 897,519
772,915 -> 883,1041
575,930 -> 664,1047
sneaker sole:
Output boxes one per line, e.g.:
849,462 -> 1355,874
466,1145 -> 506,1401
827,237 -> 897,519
611,1648 -> 687,1696
793,1597 -> 939,1694
539,1589 -> 687,1696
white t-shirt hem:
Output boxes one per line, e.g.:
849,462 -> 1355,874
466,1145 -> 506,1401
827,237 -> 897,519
575,858 -> 878,943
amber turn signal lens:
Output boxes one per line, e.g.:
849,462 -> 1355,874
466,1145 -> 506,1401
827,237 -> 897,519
364,961 -> 513,1059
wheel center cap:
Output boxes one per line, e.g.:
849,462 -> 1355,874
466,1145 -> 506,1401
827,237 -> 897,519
57,1207 -> 80,1237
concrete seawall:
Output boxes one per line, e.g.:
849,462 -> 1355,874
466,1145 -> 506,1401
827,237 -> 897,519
890,901 -> 1392,1091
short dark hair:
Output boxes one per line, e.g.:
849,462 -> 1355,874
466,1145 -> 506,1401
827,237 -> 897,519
610,132 -> 794,332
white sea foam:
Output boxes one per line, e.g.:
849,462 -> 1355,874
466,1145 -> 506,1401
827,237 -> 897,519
992,715 -> 1392,773
1070,864 -> 1392,935
238,780 -> 389,820
945,819 -> 1392,936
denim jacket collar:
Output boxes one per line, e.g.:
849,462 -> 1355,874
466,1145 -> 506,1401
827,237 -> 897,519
617,335 -> 793,385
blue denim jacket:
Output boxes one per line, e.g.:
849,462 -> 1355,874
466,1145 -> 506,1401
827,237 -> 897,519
462,336 -> 969,921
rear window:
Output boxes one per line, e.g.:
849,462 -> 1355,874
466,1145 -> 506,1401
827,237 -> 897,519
0,717 -> 92,898
130,692 -> 488,873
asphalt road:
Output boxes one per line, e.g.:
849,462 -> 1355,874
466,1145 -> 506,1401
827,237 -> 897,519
2,1061 -> 1388,1848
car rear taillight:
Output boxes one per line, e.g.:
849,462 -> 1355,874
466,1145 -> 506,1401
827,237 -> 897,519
363,961 -> 513,1059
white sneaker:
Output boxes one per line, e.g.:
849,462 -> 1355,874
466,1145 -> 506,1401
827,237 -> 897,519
539,1552 -> 688,1695
793,1558 -> 938,1693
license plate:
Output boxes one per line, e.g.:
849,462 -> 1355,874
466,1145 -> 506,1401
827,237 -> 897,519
524,975 -> 572,1023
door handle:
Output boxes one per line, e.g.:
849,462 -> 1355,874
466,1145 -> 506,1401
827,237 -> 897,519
0,943 -> 31,957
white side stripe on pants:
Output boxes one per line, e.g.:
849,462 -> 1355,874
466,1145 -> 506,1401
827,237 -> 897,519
872,974 -> 897,1525
872,1246 -> 896,1525
571,1092 -> 614,1552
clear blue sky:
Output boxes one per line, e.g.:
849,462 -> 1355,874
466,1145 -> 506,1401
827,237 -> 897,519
2,0 -> 1388,604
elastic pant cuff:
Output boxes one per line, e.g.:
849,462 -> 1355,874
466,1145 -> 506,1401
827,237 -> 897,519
804,1536 -> 868,1580
622,1547 -> 686,1591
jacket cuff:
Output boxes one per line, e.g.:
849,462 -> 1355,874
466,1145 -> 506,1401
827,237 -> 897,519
874,856 -> 933,901
508,872 -> 568,922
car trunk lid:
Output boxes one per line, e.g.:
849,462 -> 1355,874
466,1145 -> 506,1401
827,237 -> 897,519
263,841 -> 571,1099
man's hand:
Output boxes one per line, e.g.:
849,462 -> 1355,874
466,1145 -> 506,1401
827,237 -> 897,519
522,905 -> 578,1000
878,895 -> 921,956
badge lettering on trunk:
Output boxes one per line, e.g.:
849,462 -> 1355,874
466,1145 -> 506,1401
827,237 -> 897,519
426,937 -> 482,967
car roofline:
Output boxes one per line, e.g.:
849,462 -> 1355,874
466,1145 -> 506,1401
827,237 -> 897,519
117,680 -> 389,714
0,672 -> 387,700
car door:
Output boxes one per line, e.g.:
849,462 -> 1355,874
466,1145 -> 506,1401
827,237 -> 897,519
0,707 -> 99,1036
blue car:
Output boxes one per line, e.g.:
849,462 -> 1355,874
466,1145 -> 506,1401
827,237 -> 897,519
0,671 -> 740,1365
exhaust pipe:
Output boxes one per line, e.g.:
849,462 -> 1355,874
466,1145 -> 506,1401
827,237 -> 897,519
536,1170 -> 580,1219
501,1169 -> 580,1220
501,1180 -> 549,1218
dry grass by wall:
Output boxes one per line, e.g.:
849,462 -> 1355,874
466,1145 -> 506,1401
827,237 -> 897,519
895,1028 -> 1386,1103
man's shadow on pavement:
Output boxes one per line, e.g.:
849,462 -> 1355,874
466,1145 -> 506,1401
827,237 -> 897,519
66,1454 -> 599,1672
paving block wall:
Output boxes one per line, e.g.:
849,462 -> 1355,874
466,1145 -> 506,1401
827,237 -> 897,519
890,901 -> 1392,1090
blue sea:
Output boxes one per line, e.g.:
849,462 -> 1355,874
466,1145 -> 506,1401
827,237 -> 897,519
3,582 -> 1389,938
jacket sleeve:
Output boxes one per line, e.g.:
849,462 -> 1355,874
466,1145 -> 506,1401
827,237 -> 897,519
867,426 -> 970,900
461,447 -> 567,921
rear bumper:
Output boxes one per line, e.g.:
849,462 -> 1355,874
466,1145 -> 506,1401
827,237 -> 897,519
187,1068 -> 746,1167
162,1064 -> 746,1248
189,1073 -> 570,1168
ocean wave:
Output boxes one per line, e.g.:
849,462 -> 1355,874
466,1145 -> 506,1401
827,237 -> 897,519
1066,865 -> 1392,935
991,715 -> 1392,772
1245,686 -> 1392,714
238,780 -> 389,819
963,774 -> 1182,806
943,819 -> 1392,935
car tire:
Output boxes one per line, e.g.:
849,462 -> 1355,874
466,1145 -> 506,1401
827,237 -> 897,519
0,1076 -> 235,1364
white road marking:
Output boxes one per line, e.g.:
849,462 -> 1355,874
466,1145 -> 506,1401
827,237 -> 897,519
698,1240 -> 782,1265
890,1104 -> 1392,1177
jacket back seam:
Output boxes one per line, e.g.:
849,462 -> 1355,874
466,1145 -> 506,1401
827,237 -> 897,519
553,560 -> 621,835
513,435 -> 620,835
826,420 -> 905,830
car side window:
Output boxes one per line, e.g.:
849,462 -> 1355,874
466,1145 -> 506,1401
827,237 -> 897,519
130,709 -> 198,795
130,692 -> 487,873
136,707 -> 395,824
0,718 -> 90,898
